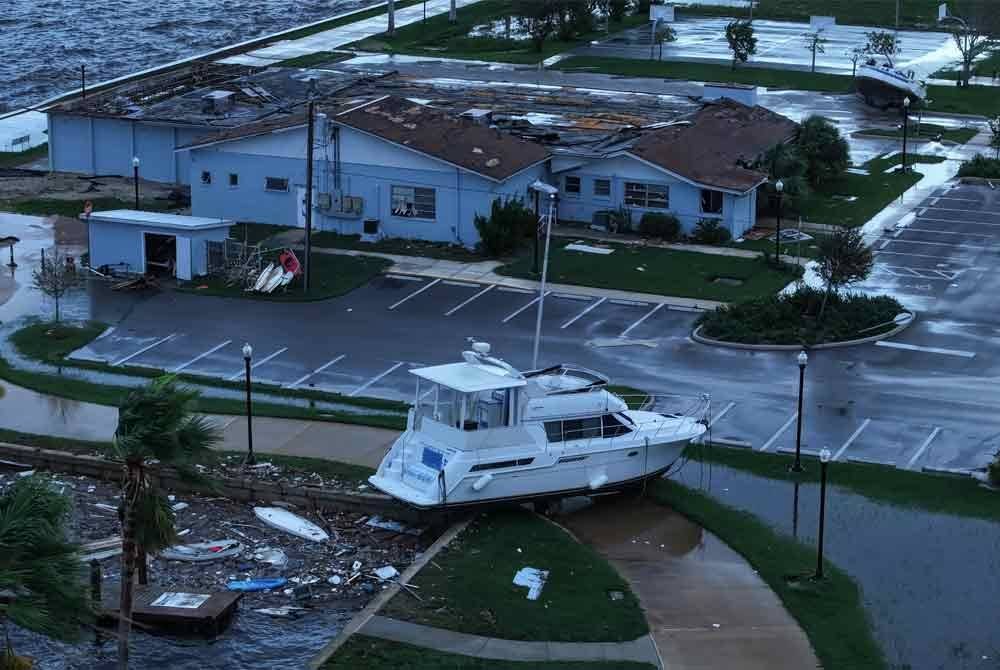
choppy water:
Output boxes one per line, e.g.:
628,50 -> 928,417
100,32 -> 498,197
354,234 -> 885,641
1,0 -> 376,111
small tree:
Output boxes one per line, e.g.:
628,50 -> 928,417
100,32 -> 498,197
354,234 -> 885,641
847,45 -> 866,76
815,228 -> 874,320
945,4 -> 998,87
475,197 -> 536,258
725,20 -> 757,70
864,30 -> 900,64
653,21 -> 676,61
32,249 -> 79,323
989,116 -> 1000,160
803,30 -> 828,73
797,116 -> 850,186
515,0 -> 558,53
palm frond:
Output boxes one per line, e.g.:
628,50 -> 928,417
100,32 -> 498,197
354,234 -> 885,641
132,490 -> 177,554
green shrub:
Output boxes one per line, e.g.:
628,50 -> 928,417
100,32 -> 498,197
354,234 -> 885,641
697,287 -> 904,345
690,218 -> 732,245
638,212 -> 681,240
989,452 -> 1000,487
474,197 -> 536,257
958,154 -> 1000,179
798,116 -> 850,186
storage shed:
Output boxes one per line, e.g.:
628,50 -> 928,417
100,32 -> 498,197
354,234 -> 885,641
86,210 -> 233,280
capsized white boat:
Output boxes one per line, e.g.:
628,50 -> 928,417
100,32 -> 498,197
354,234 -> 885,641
856,58 -> 927,108
369,342 -> 709,509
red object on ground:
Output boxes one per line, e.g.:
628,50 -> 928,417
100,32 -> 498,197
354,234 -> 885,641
279,249 -> 301,276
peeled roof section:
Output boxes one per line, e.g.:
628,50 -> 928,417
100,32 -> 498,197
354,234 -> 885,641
334,96 -> 551,182
628,99 -> 799,193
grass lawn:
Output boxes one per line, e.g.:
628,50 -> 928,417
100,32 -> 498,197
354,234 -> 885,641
926,84 -> 1000,117
0,197 -> 175,218
311,231 -> 483,262
0,143 -> 47,169
497,242 -> 799,302
229,223 -> 296,247
323,636 -> 656,670
177,251 -> 391,301
648,478 -> 887,670
381,509 -> 649,643
681,0 -> 943,28
687,446 -> 1000,523
9,321 -> 109,363
855,122 -> 979,144
732,234 -> 828,260
351,0 -> 649,63
555,56 -> 854,93
934,48 -> 1000,81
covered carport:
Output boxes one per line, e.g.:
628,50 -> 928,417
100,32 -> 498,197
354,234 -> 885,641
85,210 -> 232,280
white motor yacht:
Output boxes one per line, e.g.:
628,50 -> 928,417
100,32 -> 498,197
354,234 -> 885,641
369,342 -> 708,509
856,58 -> 927,108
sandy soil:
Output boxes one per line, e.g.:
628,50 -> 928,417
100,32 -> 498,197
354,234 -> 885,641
0,171 -> 186,205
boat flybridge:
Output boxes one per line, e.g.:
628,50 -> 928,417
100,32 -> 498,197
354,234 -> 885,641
369,342 -> 708,509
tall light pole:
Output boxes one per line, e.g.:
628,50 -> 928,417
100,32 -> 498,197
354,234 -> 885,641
791,350 -> 807,473
242,343 -> 256,465
901,96 -> 911,173
774,179 -> 784,263
532,192 -> 556,369
815,448 -> 832,579
132,156 -> 140,210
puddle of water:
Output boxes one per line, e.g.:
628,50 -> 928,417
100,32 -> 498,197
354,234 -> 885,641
0,380 -> 116,442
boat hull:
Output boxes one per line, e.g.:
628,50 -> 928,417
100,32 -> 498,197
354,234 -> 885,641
856,67 -> 926,109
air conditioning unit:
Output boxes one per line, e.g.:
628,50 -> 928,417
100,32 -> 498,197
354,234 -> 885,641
201,90 -> 234,115
317,192 -> 332,211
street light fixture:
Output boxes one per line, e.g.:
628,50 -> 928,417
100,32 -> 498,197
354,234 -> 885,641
815,447 -> 832,580
774,179 -> 784,264
901,97 -> 911,174
791,350 -> 807,473
242,342 -> 255,465
132,156 -> 141,210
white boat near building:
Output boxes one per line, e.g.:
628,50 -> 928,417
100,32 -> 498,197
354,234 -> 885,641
856,58 -> 927,108
369,342 -> 708,509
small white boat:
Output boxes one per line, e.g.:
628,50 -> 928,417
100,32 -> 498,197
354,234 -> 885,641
369,341 -> 709,509
254,507 -> 329,542
857,58 -> 926,108
253,263 -> 276,292
160,539 -> 243,562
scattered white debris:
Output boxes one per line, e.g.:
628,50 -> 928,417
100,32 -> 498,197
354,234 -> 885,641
327,575 -> 342,586
373,566 -> 399,581
352,560 -> 363,572
254,606 -> 306,618
565,242 -> 614,255
513,567 -> 549,601
172,502 -> 189,512
253,547 -> 289,568
94,503 -> 117,513
16,470 -> 35,478
366,516 -> 421,536
712,623 -> 721,629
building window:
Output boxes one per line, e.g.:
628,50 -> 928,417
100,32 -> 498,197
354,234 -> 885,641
265,177 -> 289,192
593,178 -> 611,197
564,175 -> 581,195
701,189 -> 724,214
624,182 -> 669,209
229,173 -> 239,187
391,185 -> 436,219
200,171 -> 212,185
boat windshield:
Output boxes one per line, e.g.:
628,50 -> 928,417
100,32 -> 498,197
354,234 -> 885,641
415,381 -> 517,430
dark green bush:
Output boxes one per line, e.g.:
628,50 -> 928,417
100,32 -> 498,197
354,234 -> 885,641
988,453 -> 1000,487
474,197 -> 536,258
958,154 -> 1000,179
690,218 -> 732,245
697,287 -> 904,345
638,212 -> 681,240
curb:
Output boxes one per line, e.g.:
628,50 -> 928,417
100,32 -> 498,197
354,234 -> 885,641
691,311 -> 916,351
851,132 -> 961,147
307,518 -> 472,669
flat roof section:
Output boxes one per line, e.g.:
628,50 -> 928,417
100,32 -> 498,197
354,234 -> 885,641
87,210 -> 234,231
412,362 -> 527,394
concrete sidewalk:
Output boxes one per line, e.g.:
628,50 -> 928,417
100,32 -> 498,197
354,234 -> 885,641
360,615 -> 663,666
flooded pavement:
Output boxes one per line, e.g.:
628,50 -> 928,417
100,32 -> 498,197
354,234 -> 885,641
0,380 -> 116,442
669,461 -> 1000,670
557,494 -> 818,670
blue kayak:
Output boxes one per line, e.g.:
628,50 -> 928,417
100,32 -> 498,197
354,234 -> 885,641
227,578 -> 287,592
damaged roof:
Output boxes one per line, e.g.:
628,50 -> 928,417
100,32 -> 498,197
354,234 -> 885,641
627,99 -> 798,193
333,95 -> 551,181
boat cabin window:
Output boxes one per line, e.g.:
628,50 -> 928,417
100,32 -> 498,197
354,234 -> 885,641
415,381 -> 518,430
546,415 -> 628,442
603,413 -> 632,437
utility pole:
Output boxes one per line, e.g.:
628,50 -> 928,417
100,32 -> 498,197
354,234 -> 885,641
895,0 -> 900,29
81,64 -> 86,101
387,0 -> 395,36
304,100 -> 315,294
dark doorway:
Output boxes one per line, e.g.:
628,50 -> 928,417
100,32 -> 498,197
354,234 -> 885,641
144,233 -> 176,277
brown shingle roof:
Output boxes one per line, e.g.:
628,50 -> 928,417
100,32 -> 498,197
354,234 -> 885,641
334,96 -> 551,182
628,99 -> 798,193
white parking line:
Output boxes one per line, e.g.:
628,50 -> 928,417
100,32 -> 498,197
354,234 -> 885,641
905,427 -> 942,470
899,228 -> 992,237
708,401 -> 735,428
924,206 -> 995,214
609,299 -> 649,307
930,197 -> 940,206
496,286 -> 533,294
171,339 -> 232,373
286,354 -> 346,389
386,274 -> 424,282
759,413 -> 797,452
884,238 -> 986,250
620,302 -> 666,337
935,196 -> 982,203
113,333 -> 176,367
227,347 -> 288,380
444,284 -> 494,316
878,239 -> 890,250
350,361 -> 405,397
502,290 -> 551,323
875,341 -> 976,358
918,216 -> 1000,227
561,297 -> 606,329
833,418 -> 871,461
388,278 -> 440,310
874,249 -> 967,260
442,280 -> 480,288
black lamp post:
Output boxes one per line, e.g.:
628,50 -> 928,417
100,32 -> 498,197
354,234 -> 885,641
901,96 -> 911,173
132,156 -> 141,210
774,179 -> 784,263
242,342 -> 255,465
791,350 -> 807,472
815,447 -> 832,579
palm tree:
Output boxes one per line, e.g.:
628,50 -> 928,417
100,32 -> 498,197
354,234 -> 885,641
0,475 -> 90,667
113,377 -> 218,670
449,0 -> 457,23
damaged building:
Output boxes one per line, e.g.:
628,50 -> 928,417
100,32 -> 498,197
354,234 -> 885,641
44,62 -> 798,246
